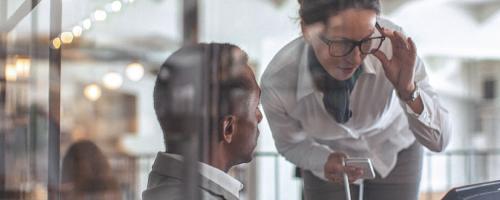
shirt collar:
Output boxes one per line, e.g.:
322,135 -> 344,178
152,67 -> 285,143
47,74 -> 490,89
296,42 -> 377,101
163,153 -> 243,198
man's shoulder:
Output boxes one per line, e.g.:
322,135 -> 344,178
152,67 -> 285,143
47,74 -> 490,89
142,174 -> 185,200
142,174 -> 228,200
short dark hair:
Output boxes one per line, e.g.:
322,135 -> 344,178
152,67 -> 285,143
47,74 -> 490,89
153,43 -> 253,151
298,0 -> 381,25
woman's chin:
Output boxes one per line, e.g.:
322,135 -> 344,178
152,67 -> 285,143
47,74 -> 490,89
332,71 -> 354,81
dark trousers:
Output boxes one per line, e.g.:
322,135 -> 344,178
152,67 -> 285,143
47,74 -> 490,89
303,142 -> 423,200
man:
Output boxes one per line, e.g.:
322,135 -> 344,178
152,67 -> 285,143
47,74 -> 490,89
143,43 -> 263,200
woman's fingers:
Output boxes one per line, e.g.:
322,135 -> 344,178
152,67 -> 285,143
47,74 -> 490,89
393,31 -> 409,50
408,37 -> 417,59
372,50 -> 390,67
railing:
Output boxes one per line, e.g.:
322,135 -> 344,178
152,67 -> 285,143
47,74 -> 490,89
422,149 -> 500,200
109,149 -> 500,200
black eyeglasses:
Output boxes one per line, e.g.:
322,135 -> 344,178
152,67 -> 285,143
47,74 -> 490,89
318,23 -> 386,57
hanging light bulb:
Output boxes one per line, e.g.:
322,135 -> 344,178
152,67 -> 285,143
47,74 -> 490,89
126,62 -> 144,81
111,1 -> 122,12
93,10 -> 107,21
82,19 -> 92,30
84,84 -> 102,101
102,72 -> 123,90
72,26 -> 83,37
52,37 -> 62,49
60,32 -> 74,44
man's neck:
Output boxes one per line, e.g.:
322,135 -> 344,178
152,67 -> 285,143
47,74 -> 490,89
208,146 -> 232,172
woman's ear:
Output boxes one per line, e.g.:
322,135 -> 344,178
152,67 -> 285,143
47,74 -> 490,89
300,21 -> 311,42
222,115 -> 236,144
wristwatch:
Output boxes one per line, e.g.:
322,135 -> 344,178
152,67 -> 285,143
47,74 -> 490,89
398,83 -> 420,102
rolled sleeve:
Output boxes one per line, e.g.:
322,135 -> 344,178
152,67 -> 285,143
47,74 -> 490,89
400,57 -> 452,152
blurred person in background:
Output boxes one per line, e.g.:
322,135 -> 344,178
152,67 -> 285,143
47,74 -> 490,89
142,43 -> 263,200
260,0 -> 452,199
61,140 -> 121,200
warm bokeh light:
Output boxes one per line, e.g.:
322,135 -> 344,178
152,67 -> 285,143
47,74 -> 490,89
5,63 -> 17,82
84,84 -> 102,101
60,32 -> 74,44
126,62 -> 144,81
52,37 -> 61,49
72,26 -> 83,37
93,10 -> 107,21
15,56 -> 31,78
82,19 -> 92,30
111,1 -> 122,12
102,72 -> 123,90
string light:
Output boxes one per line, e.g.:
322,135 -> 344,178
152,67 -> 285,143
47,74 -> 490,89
60,32 -> 74,44
52,37 -> 62,49
93,10 -> 107,21
72,26 -> 83,37
111,1 -> 122,12
61,0 -> 133,39
82,18 -> 92,30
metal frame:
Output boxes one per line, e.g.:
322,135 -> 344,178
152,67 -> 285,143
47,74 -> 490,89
0,0 -> 8,193
0,0 -> 61,199
0,0 -> 43,33
48,0 -> 62,199
181,1 -> 200,199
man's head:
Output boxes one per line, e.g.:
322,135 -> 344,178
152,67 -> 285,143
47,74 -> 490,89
299,0 -> 382,80
153,43 -> 262,168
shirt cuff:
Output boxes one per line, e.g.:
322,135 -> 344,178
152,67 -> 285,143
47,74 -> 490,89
310,145 -> 334,181
400,93 -> 432,126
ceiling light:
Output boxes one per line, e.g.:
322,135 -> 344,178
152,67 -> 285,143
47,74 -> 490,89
102,72 -> 123,90
84,84 -> 102,101
126,62 -> 144,81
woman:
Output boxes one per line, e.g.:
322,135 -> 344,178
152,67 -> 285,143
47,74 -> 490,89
61,140 -> 121,200
260,0 -> 452,199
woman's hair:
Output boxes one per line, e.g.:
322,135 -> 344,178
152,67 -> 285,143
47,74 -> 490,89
298,0 -> 381,25
61,140 -> 119,199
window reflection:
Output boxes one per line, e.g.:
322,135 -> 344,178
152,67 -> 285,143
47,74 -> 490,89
2,0 -> 500,200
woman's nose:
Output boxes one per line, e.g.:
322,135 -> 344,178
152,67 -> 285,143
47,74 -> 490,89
346,47 -> 363,66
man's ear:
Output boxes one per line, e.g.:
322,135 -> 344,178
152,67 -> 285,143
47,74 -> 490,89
222,115 -> 236,144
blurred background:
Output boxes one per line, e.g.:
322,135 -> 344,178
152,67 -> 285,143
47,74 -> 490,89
2,0 -> 500,199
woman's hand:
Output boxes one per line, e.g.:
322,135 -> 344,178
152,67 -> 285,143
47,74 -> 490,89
373,27 -> 417,99
324,152 -> 363,184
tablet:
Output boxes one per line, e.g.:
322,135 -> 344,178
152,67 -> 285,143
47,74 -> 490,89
344,158 -> 376,180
